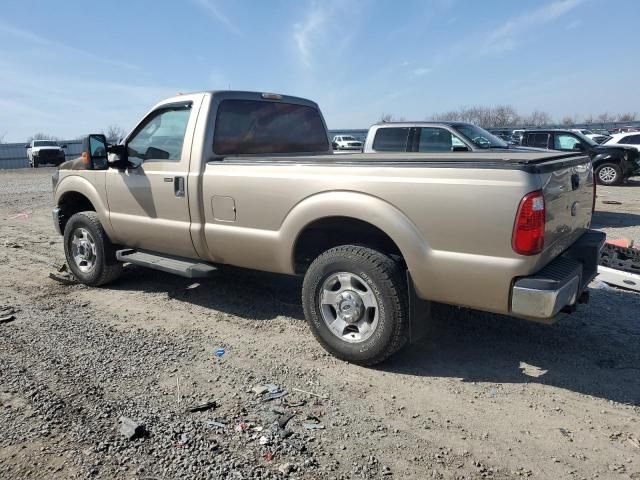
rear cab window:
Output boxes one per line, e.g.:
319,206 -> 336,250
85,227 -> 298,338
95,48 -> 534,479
372,127 -> 410,152
213,100 -> 329,155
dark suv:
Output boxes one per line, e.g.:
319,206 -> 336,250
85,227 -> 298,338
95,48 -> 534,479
520,129 -> 640,185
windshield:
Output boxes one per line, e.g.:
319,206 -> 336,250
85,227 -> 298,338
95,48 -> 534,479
341,136 -> 357,141
580,129 -> 593,135
453,124 -> 508,149
34,140 -> 58,147
573,131 -> 597,147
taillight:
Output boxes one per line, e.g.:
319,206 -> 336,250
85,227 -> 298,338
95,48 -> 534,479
512,190 -> 545,255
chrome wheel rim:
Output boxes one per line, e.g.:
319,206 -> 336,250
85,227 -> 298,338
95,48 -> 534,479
319,272 -> 379,343
599,166 -> 617,183
70,227 -> 97,273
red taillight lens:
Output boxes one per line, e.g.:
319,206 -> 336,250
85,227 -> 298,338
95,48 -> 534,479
512,190 -> 545,255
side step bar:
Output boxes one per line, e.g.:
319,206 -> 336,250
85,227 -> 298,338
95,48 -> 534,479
116,249 -> 217,278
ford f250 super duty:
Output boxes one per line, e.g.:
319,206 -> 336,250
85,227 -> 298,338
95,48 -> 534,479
51,91 -> 605,365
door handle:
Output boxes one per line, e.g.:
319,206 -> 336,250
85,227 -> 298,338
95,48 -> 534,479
174,177 -> 185,197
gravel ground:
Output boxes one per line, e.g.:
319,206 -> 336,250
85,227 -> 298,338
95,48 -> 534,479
0,168 -> 639,480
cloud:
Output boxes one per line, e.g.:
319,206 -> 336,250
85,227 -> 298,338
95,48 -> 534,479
192,0 -> 242,36
293,3 -> 330,68
412,67 -> 432,76
566,18 -> 582,30
482,0 -> 583,54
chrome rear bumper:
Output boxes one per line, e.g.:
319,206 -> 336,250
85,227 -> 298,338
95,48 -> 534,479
510,230 -> 605,323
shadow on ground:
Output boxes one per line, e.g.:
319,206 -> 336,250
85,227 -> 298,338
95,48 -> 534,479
107,266 -> 639,405
382,290 -> 640,406
591,210 -> 640,229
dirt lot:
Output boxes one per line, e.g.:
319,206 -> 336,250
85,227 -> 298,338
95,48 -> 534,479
1,168 -> 639,480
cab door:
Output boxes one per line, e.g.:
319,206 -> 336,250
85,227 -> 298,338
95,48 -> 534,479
105,95 -> 203,258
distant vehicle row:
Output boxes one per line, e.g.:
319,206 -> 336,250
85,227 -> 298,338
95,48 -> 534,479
361,122 -> 640,186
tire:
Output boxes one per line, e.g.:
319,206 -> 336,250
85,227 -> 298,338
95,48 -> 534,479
63,211 -> 122,286
595,163 -> 622,186
302,245 -> 408,366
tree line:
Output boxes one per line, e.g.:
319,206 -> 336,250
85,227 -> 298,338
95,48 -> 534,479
380,106 -> 638,128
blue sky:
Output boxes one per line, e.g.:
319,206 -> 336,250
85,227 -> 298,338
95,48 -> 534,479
0,0 -> 638,141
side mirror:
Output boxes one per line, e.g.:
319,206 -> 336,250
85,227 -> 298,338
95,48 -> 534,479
60,144 -> 68,149
573,143 -> 584,151
452,145 -> 470,152
106,143 -> 131,169
25,144 -> 30,149
81,134 -> 109,170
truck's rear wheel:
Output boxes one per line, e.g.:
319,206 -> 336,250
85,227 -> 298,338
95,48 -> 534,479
63,211 -> 122,286
302,245 -> 408,366
595,163 -> 622,186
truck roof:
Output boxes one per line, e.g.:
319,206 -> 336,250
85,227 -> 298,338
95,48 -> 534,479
173,90 -> 319,108
371,121 -> 476,128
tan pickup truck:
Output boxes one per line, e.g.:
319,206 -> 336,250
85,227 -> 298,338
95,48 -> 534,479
52,91 -> 604,365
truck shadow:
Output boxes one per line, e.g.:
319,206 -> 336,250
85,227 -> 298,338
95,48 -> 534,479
591,210 -> 640,228
109,264 -> 305,321
382,289 -> 640,406
109,266 -> 639,405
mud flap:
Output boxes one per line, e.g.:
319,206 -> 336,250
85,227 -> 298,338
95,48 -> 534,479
407,271 -> 431,344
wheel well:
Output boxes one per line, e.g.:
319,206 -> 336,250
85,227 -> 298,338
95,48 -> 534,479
293,217 -> 403,273
58,192 -> 96,231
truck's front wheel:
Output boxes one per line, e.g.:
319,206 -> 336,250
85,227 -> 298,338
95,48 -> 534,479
63,211 -> 122,286
302,245 -> 408,366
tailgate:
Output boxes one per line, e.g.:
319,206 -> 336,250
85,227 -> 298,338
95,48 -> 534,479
539,155 -> 594,259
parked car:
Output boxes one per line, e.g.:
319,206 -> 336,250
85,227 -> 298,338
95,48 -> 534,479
603,132 -> 640,152
53,91 -> 603,365
520,129 -> 640,185
25,140 -> 67,168
511,129 -> 525,144
332,135 -> 363,151
570,129 -> 608,144
487,129 -> 514,142
363,122 -> 528,153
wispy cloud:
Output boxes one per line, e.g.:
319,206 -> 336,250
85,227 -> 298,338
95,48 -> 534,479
0,21 -> 139,71
482,0 -> 584,54
192,0 -> 242,36
412,67 -> 432,76
293,3 -> 330,68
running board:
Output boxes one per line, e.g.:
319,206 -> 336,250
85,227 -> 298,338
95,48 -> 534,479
116,249 -> 217,278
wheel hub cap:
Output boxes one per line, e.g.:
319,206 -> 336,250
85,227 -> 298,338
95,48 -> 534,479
70,228 -> 97,273
338,291 -> 364,324
319,272 -> 380,344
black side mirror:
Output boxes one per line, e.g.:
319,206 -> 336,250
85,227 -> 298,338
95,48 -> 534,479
81,134 -> 108,170
573,143 -> 584,151
452,145 -> 470,152
24,144 -> 30,148
60,144 -> 68,149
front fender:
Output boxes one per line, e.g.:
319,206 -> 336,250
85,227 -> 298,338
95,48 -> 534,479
54,174 -> 114,238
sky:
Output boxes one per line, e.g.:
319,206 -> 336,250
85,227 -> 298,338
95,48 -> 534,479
0,0 -> 639,142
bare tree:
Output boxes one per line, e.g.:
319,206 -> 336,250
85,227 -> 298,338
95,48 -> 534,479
103,124 -> 127,141
597,113 -> 612,123
583,114 -> 594,124
560,116 -> 576,126
26,133 -> 59,143
616,112 -> 637,122
379,113 -> 405,123
0,131 -> 6,144
522,110 -> 552,127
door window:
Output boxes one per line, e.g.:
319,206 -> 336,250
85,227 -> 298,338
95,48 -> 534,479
554,133 -> 581,150
417,127 -> 463,152
620,134 -> 640,145
525,133 -> 550,148
372,127 -> 410,151
127,103 -> 192,164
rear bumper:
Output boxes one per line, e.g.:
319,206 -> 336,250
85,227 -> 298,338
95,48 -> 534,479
510,230 -> 605,322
